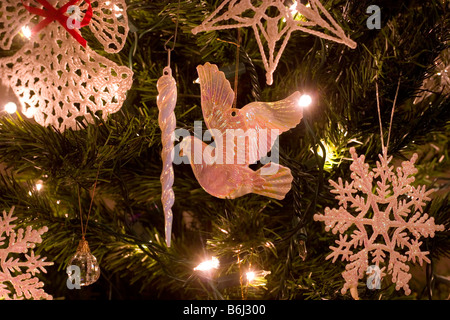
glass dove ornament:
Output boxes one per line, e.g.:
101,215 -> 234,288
180,62 -> 303,200
0,0 -> 133,131
192,0 -> 356,85
67,238 -> 100,286
156,67 -> 177,247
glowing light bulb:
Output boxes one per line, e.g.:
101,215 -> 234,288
297,94 -> 312,107
21,26 -> 32,39
246,271 -> 256,283
35,183 -> 43,191
4,102 -> 17,114
114,5 -> 123,18
245,270 -> 271,286
289,1 -> 298,16
194,257 -> 219,271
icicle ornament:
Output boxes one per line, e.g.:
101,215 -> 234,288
156,67 -> 177,247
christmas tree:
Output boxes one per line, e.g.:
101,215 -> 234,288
0,0 -> 448,301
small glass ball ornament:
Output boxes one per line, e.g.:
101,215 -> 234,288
67,239 -> 100,286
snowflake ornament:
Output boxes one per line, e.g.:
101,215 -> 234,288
0,206 -> 53,300
314,147 -> 444,298
0,0 -> 133,131
192,0 -> 356,85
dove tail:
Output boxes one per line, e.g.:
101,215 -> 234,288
252,163 -> 293,200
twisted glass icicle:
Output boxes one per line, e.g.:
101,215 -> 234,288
156,67 -> 177,247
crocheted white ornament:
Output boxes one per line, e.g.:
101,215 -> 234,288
192,0 -> 356,85
314,147 -> 445,298
0,0 -> 133,131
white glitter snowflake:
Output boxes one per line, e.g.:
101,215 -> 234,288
0,207 -> 53,300
314,147 -> 445,297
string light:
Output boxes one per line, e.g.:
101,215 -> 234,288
245,270 -> 271,286
114,5 -> 124,18
4,102 -> 17,114
194,257 -> 219,271
310,139 -> 344,170
29,181 -> 44,195
297,94 -> 312,108
316,139 -> 330,161
246,271 -> 256,283
282,1 -> 310,22
21,26 -> 32,39
289,1 -> 298,16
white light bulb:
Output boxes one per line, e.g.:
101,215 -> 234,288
4,102 -> 17,114
194,257 -> 219,271
289,1 -> 298,16
246,271 -> 256,283
114,4 -> 123,18
298,94 -> 312,107
21,26 -> 32,39
36,183 -> 43,191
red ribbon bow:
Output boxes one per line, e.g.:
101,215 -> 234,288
21,0 -> 93,48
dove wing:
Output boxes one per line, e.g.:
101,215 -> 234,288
197,62 -> 303,165
197,62 -> 235,134
236,91 -> 303,164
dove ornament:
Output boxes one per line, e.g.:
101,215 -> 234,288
180,63 -> 303,200
157,67 -> 177,247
